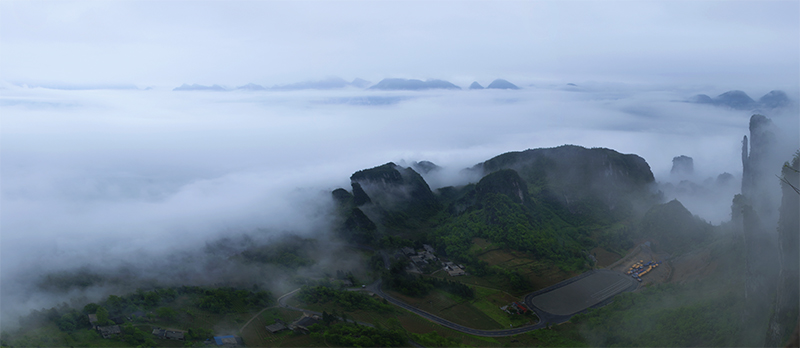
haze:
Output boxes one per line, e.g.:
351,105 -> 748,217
1,0 -> 798,329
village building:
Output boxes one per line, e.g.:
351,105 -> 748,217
152,328 -> 166,339
265,320 -> 288,333
401,247 -> 415,255
97,325 -> 121,339
420,251 -> 436,262
423,244 -> 435,253
152,327 -> 185,340
446,267 -> 466,276
166,330 -> 185,340
87,314 -> 98,329
289,314 -> 321,332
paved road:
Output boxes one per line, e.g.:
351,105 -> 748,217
264,245 -> 634,339
366,280 -> 548,337
365,269 -> 636,337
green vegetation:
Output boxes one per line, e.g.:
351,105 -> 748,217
528,326 -> 588,347
638,199 -> 712,253
309,322 -> 407,347
383,261 -> 475,299
410,331 -> 468,347
120,323 -> 155,347
432,170 -> 591,273
297,286 -> 394,312
11,146 -> 764,347
3,285 -> 273,348
193,287 -> 272,314
571,284 -> 743,347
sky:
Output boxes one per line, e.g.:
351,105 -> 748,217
1,0 -> 799,328
1,1 -> 798,89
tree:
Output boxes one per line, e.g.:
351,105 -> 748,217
95,306 -> 110,326
156,307 -> 176,320
83,303 -> 99,314
144,291 -> 161,308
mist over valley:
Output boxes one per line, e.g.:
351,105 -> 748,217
1,1 -> 798,346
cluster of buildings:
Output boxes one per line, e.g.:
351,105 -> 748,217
401,244 -> 467,276
402,244 -> 437,265
151,327 -> 185,340
442,261 -> 466,276
88,312 -> 242,346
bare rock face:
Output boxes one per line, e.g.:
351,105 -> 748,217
670,155 -> 694,177
735,114 -> 782,345
765,154 -> 800,346
350,162 -> 441,221
742,114 -> 778,216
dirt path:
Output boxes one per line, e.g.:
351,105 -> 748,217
239,288 -> 300,333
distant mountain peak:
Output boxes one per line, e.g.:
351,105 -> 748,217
486,79 -> 520,89
716,90 -> 755,109
368,78 -> 461,90
758,90 -> 790,109
469,82 -> 484,90
688,89 -> 790,110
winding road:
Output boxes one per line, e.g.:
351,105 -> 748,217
247,247 -> 637,339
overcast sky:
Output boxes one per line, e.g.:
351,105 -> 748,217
1,0 -> 798,88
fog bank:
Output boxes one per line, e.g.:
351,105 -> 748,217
1,84 -> 798,327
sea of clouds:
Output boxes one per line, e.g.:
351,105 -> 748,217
1,82 -> 797,326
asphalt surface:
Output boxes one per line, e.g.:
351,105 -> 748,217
528,270 -> 637,316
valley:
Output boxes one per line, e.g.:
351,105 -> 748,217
5,129 -> 795,347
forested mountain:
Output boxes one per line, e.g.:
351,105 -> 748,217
332,145 -> 661,272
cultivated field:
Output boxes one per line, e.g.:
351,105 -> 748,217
470,238 -> 576,293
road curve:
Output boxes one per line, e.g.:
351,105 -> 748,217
367,269 -> 637,337
272,245 -> 633,338
367,280 -> 547,337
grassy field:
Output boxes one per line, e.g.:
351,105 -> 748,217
472,247 -> 576,294
386,289 -> 505,330
2,323 -> 132,348
242,286 -> 574,347
469,287 -> 535,328
239,307 -> 324,347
